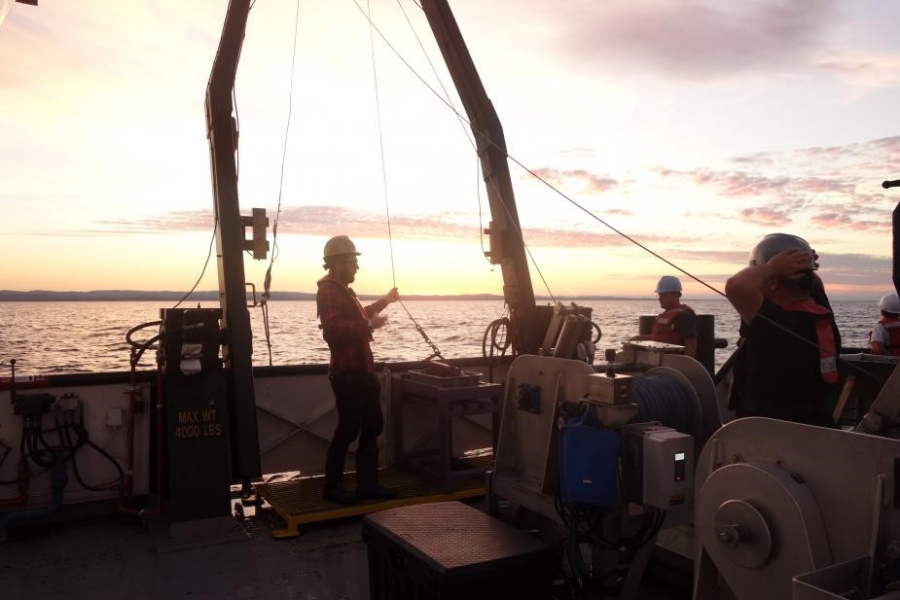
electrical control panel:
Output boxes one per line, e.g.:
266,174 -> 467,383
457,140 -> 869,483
623,423 -> 694,510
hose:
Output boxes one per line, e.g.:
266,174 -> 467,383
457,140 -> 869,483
0,449 -> 67,535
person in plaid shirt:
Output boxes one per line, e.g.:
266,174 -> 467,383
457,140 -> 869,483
317,235 -> 400,505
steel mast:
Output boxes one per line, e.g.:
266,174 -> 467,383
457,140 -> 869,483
205,0 -> 261,483
420,0 -> 543,355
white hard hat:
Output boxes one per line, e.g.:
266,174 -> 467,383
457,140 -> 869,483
749,233 -> 817,270
323,235 -> 360,260
655,275 -> 682,294
878,292 -> 900,314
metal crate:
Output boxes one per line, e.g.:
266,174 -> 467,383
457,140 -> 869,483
363,501 -> 555,600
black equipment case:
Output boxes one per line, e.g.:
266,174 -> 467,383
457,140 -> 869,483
363,501 -> 556,600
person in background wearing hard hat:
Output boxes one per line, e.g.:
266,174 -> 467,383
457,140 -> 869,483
629,275 -> 698,358
869,292 -> 900,356
316,235 -> 400,505
725,233 -> 840,427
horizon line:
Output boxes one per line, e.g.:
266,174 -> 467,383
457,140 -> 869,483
0,289 -> 878,302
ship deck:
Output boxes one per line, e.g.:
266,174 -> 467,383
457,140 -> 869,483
1,479 -> 693,600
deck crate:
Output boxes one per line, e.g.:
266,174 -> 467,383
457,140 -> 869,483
363,501 -> 556,600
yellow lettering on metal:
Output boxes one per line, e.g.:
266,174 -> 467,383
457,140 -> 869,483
174,407 -> 222,438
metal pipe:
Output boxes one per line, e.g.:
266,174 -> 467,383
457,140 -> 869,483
0,450 -> 66,533
116,354 -> 138,511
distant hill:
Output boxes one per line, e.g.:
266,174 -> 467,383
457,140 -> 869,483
0,289 -> 673,302
0,289 -> 506,302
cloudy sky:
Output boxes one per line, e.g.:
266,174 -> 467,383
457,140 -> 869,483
1,0 -> 898,299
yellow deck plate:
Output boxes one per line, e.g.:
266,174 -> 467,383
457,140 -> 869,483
256,459 -> 488,538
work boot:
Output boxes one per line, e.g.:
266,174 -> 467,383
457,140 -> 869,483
355,447 -> 398,501
323,485 -> 358,506
357,482 -> 398,500
323,443 -> 357,504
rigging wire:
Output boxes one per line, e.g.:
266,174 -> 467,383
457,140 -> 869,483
234,87 -> 241,183
350,0 -> 876,384
258,0 -> 301,366
171,217 -> 218,311
356,0 -> 708,295
352,0 -> 559,302
395,0 -> 494,272
366,0 -> 395,287
395,0 -> 475,151
172,0 -> 295,363
475,155 -> 488,262
366,0 -> 445,361
396,0 -> 504,330
171,62 -> 246,311
169,87 -> 241,310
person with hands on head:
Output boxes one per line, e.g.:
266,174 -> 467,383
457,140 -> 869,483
316,235 -> 400,505
725,233 -> 840,427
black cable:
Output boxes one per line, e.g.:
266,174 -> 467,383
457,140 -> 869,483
28,422 -> 55,469
53,412 -> 82,465
125,320 -> 162,350
60,420 -> 97,491
65,423 -> 125,492
482,317 -> 511,359
482,316 -> 511,382
171,217 -> 218,311
131,332 -> 164,368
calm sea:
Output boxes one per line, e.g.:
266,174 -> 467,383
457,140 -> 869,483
0,299 -> 877,376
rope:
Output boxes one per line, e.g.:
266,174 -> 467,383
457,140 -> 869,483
365,0 -> 447,361
632,376 -> 694,435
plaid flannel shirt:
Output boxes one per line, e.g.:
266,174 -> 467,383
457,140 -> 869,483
316,275 -> 389,375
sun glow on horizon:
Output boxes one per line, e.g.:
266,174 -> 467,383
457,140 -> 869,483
0,0 -> 898,300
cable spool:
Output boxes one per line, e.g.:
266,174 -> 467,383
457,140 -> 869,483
632,376 -> 694,434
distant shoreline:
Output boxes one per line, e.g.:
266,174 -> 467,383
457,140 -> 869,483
0,290 -> 720,302
0,290 -> 873,302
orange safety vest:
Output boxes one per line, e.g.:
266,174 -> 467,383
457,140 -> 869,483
779,299 -> 838,383
650,305 -> 692,345
874,316 -> 900,356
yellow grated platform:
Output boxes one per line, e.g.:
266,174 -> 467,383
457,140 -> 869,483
256,459 -> 489,538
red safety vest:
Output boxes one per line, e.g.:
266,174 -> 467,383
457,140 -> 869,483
875,316 -> 900,356
779,299 -> 838,383
650,305 -> 691,345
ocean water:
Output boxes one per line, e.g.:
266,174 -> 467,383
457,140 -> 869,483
0,298 -> 877,376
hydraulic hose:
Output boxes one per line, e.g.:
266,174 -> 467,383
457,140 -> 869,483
0,449 -> 67,534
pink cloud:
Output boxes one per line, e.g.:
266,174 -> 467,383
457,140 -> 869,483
529,168 -> 619,193
739,207 -> 791,226
558,1 -> 840,80
811,213 -> 891,232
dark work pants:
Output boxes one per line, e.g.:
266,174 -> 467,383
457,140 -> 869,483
324,370 -> 384,489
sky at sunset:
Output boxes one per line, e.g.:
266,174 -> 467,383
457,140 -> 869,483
1,0 -> 899,300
